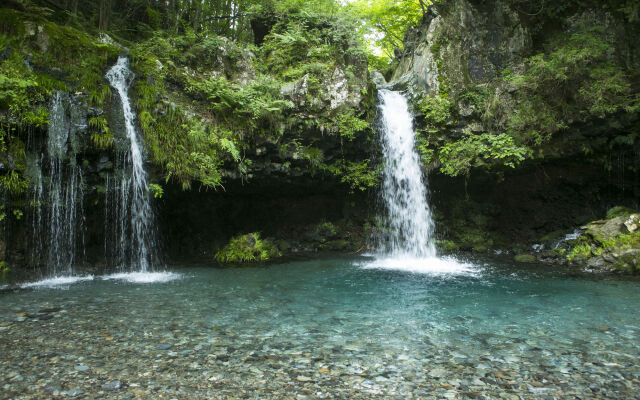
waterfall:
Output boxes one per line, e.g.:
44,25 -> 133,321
367,90 -> 472,274
377,90 -> 436,258
105,56 -> 156,272
19,60 -> 165,285
28,91 -> 86,276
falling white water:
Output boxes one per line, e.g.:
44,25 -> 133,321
106,56 -> 155,272
366,90 -> 474,275
28,91 -> 85,276
377,90 -> 436,257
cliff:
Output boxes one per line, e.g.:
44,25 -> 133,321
383,0 -> 640,263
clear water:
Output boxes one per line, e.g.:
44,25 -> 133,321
1,257 -> 639,398
376,90 -> 435,258
106,57 -> 156,272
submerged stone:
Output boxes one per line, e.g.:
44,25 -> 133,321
514,254 -> 536,263
102,380 -> 121,391
67,388 -> 83,397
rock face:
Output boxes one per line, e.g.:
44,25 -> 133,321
390,0 -> 530,98
385,0 -> 640,256
281,60 -> 368,114
390,0 -> 639,162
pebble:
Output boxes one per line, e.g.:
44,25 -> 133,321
429,368 -> 446,378
156,343 -> 172,350
102,380 -> 121,391
74,365 -> 89,372
67,388 -> 83,396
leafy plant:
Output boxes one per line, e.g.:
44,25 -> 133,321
0,171 -> 29,195
438,134 -> 530,177
323,159 -> 380,192
89,116 -> 113,150
334,110 -> 370,141
215,232 -> 281,264
345,0 -> 431,58
148,183 -> 164,199
567,242 -> 592,261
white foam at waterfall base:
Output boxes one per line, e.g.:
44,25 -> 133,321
101,271 -> 181,283
20,275 -> 94,289
362,256 -> 477,276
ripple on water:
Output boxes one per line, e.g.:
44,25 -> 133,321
360,255 -> 478,276
19,275 -> 94,289
100,271 -> 181,283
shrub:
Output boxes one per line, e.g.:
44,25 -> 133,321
215,232 -> 281,264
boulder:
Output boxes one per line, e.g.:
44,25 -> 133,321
612,248 -> 640,271
583,217 -> 628,243
624,214 -> 639,233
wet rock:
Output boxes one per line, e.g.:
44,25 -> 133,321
514,254 -> 536,263
371,71 -> 387,87
429,368 -> 446,378
67,388 -> 83,397
97,156 -> 113,172
624,214 -> 639,232
157,343 -> 173,350
583,217 -> 628,242
44,385 -> 61,393
102,380 -> 122,391
74,365 -> 89,372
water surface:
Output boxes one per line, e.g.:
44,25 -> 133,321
1,257 -> 639,399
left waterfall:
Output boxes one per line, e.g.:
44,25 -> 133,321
105,56 -> 156,272
29,91 -> 86,277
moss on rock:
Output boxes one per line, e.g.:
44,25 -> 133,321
514,254 -> 536,263
565,207 -> 640,272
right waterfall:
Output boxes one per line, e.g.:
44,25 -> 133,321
377,89 -> 436,258
369,90 -> 472,274
105,56 -> 156,273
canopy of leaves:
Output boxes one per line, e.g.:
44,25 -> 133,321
346,0 -> 429,59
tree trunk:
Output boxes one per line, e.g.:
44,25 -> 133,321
99,0 -> 112,31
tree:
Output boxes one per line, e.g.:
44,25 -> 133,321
346,0 -> 430,58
